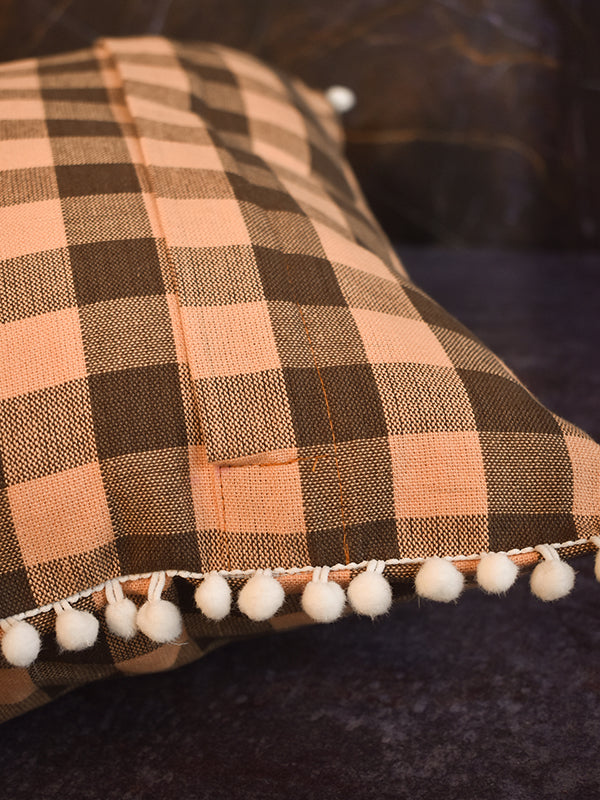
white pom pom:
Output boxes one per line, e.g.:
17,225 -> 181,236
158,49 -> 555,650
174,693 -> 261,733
56,607 -> 99,651
1,621 -> 41,667
137,599 -> 182,643
347,567 -> 392,618
476,552 -> 519,594
301,577 -> 345,623
530,557 -> 575,601
325,85 -> 356,114
591,537 -> 600,582
415,556 -> 464,602
237,571 -> 284,622
105,598 -> 138,639
195,572 -> 231,621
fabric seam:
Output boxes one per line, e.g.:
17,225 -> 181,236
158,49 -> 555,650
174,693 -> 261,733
1,537 -> 593,626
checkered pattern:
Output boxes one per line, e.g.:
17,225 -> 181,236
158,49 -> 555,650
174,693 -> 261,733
0,37 -> 598,721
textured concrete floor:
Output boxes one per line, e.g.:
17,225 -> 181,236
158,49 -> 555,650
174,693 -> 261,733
0,249 -> 598,800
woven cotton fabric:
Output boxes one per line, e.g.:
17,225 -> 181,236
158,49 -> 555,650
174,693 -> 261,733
0,36 -> 599,720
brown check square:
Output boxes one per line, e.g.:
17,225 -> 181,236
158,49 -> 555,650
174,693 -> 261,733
0,249 -> 75,323
70,238 -> 164,305
169,245 -> 264,307
88,364 -> 187,460
100,448 -> 196,540
194,370 -> 296,462
0,380 -> 97,484
80,295 -> 178,374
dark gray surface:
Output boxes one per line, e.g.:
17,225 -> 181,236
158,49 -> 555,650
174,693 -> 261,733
0,249 -> 598,800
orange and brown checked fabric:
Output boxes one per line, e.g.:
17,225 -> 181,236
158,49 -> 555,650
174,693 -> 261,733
0,36 -> 598,722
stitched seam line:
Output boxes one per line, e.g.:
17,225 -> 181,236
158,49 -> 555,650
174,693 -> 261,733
98,39 -> 230,560
221,455 -> 329,470
284,263 -> 350,564
216,467 -> 232,572
96,39 -> 205,434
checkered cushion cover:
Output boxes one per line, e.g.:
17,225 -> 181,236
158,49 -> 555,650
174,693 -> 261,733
0,37 -> 598,721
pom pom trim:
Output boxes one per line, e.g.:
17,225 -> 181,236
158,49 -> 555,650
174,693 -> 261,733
301,566 -> 346,623
476,551 -> 519,594
530,544 -> 576,601
237,569 -> 285,621
0,538 -> 596,667
415,556 -> 465,602
54,600 -> 99,652
347,560 -> 392,618
0,619 -> 41,668
591,536 -> 600,583
136,571 -> 183,643
105,578 -> 138,640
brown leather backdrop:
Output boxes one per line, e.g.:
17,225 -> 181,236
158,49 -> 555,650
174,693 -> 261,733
1,0 -> 599,248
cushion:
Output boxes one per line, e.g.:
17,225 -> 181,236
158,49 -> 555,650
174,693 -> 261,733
0,36 -> 598,723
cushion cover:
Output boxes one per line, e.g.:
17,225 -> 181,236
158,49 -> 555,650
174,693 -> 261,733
0,36 -> 598,722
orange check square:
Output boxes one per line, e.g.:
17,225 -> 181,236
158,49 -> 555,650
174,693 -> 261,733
181,301 -> 281,379
9,462 -> 114,567
0,138 -> 53,170
157,197 -> 251,248
0,307 -> 86,400
564,435 -> 600,517
221,452 -> 306,536
313,221 -> 392,279
0,200 -> 67,262
352,308 -> 453,368
389,431 -> 488,518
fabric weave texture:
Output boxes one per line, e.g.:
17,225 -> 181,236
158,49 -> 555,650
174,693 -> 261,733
0,36 -> 598,721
